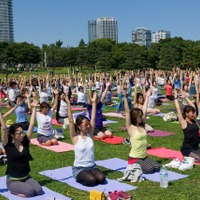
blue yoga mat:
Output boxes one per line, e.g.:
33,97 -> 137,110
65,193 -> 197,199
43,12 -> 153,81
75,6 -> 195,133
39,166 -> 136,193
0,176 -> 71,200
24,127 -> 38,133
96,158 -> 188,182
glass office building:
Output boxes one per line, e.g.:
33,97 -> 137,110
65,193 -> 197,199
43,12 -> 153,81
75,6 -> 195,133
88,17 -> 118,43
0,0 -> 14,42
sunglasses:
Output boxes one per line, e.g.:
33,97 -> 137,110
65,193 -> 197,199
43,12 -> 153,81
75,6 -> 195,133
80,122 -> 91,127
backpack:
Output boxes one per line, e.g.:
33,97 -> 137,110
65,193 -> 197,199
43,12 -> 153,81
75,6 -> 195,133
163,112 -> 177,122
117,163 -> 143,182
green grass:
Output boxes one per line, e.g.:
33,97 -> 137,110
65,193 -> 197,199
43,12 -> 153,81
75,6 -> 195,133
0,70 -> 200,200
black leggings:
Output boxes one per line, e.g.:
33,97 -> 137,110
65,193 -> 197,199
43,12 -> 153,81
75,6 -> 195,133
76,168 -> 105,186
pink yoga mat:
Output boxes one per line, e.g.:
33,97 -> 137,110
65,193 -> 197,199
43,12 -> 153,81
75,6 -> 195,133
147,147 -> 200,165
94,135 -> 124,144
71,107 -> 87,111
31,138 -> 74,152
147,130 -> 175,137
103,112 -> 125,118
52,118 -> 62,126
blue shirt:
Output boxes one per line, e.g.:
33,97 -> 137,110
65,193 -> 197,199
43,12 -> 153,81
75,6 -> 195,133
14,102 -> 28,123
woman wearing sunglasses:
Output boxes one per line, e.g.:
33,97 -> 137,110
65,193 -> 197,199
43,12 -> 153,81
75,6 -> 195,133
124,89 -> 160,174
65,92 -> 106,186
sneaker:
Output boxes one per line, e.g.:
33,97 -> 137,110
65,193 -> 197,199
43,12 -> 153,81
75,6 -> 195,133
178,157 -> 193,171
123,138 -> 131,146
107,191 -> 120,200
164,158 -> 181,169
117,191 -> 132,200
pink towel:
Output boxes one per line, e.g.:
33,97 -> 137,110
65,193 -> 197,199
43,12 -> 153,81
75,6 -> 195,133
31,138 -> 74,152
71,107 -> 87,111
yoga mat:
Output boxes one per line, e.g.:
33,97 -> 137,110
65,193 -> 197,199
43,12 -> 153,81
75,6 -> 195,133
103,112 -> 125,119
24,127 -> 38,133
31,138 -> 74,152
52,118 -> 62,126
71,107 -> 87,111
0,176 -> 71,200
102,119 -> 118,125
39,166 -> 136,193
148,112 -> 165,117
94,136 -> 124,144
147,130 -> 175,137
96,158 -> 188,182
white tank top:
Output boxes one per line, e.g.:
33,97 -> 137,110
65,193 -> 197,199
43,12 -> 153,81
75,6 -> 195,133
74,134 -> 95,167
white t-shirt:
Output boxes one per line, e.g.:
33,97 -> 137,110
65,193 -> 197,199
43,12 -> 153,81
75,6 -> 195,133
59,100 -> 68,117
8,88 -> 18,101
36,109 -> 53,136
77,91 -> 87,103
39,92 -> 49,103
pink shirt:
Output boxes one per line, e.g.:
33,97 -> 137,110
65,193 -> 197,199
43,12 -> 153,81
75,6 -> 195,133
166,84 -> 172,96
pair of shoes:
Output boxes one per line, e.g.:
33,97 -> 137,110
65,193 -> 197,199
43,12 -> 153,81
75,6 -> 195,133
164,158 -> 181,169
108,191 -> 132,200
178,157 -> 194,171
53,129 -> 65,139
108,191 -> 120,200
123,138 -> 131,146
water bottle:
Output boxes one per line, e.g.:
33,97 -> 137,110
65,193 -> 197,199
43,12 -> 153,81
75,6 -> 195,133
160,165 -> 168,188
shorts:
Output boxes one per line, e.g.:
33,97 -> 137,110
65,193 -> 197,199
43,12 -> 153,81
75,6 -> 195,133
72,164 -> 97,179
37,133 -> 55,143
94,126 -> 107,136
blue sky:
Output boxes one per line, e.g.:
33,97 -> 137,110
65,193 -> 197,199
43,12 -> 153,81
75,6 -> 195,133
13,0 -> 200,47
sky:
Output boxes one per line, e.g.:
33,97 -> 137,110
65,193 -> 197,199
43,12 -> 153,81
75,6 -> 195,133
13,0 -> 200,48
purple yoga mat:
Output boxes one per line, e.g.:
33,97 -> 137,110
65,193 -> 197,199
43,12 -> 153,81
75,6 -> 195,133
0,176 -> 71,200
103,120 -> 118,125
39,166 -> 136,193
147,130 -> 175,137
96,158 -> 188,182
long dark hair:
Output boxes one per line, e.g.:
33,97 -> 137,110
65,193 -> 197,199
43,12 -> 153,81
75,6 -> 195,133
8,123 -> 24,142
75,115 -> 90,133
130,108 -> 145,127
182,105 -> 196,119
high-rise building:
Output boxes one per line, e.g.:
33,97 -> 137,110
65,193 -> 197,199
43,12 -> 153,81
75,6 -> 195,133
88,20 -> 96,43
152,30 -> 171,43
132,27 -> 151,47
88,17 -> 118,43
0,0 -> 14,42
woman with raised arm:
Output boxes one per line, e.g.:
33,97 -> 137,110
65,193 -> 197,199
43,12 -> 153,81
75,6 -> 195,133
124,89 -> 160,174
0,100 -> 43,197
36,89 -> 58,146
174,90 -> 200,161
66,92 -> 106,186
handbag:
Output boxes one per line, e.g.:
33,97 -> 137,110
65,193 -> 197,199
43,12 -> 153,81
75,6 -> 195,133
89,190 -> 107,200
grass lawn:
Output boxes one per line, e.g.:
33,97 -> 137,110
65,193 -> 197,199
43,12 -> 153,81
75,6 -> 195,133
0,70 -> 199,200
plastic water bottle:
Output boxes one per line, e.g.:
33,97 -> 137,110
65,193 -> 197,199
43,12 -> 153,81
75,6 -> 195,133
160,165 -> 168,188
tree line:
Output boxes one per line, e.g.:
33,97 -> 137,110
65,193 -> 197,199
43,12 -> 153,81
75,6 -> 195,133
1,37 -> 200,71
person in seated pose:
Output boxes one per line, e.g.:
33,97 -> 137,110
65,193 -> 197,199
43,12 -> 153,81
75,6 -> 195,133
66,92 -> 106,186
124,89 -> 160,174
87,81 -> 113,139
36,89 -> 59,146
174,90 -> 200,161
0,100 -> 43,197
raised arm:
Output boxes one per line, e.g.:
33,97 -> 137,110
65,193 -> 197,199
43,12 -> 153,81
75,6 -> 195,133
124,89 -> 131,130
0,108 -> 8,146
51,89 -> 58,112
142,89 -> 151,123
174,90 -> 186,129
26,100 -> 38,140
100,81 -> 110,102
65,95 -> 76,143
89,91 -> 97,137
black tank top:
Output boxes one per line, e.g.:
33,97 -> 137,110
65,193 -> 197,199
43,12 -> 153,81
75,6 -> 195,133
182,121 -> 199,149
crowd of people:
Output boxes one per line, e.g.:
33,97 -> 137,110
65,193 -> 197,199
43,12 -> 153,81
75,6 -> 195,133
0,67 -> 200,197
